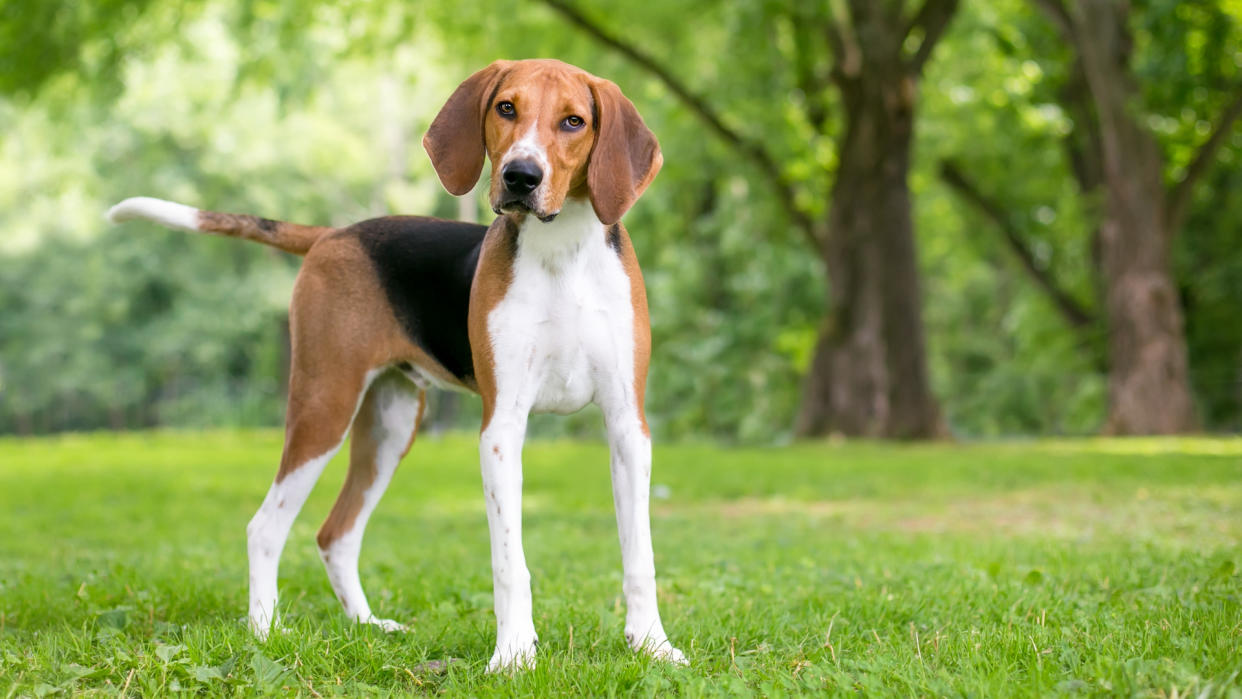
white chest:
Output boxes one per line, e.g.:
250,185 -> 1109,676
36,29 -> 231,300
486,203 -> 636,415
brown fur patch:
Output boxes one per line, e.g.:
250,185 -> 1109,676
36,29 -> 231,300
197,210 -> 336,256
612,224 -> 652,436
422,61 -> 511,196
584,78 -> 663,225
315,380 -> 385,550
468,217 -> 521,431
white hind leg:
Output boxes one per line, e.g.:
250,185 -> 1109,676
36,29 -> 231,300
247,368 -> 378,638
317,372 -> 424,630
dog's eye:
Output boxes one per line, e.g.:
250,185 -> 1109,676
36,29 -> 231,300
496,101 -> 516,118
562,115 -> 585,130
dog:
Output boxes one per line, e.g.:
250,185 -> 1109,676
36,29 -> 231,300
106,59 -> 684,670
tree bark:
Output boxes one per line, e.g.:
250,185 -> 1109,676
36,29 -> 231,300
1057,0 -> 1196,433
796,1 -> 945,438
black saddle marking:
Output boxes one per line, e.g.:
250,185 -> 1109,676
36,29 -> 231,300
352,216 -> 488,383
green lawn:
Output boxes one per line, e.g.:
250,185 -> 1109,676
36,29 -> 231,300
2,432 -> 1240,696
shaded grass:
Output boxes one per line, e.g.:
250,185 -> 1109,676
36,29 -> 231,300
2,431 -> 1240,696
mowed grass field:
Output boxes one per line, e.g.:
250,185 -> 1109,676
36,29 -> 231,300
2,432 -> 1240,696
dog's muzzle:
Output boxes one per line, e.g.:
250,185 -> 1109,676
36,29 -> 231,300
495,160 -> 558,222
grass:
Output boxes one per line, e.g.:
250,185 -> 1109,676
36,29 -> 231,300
2,431 -> 1241,696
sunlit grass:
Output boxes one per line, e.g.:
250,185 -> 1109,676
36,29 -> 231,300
1035,436 -> 1242,455
2,431 -> 1240,695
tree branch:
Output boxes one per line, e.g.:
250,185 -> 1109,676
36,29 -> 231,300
1030,0 -> 1075,43
1166,81 -> 1242,231
1057,58 -> 1104,194
904,0 -> 960,75
825,5 -> 861,83
540,0 -> 820,247
939,159 -> 1095,330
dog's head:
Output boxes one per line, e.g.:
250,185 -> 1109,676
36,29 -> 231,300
423,59 -> 661,225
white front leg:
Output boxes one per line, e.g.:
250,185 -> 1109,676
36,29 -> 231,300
607,415 -> 686,664
479,413 -> 538,671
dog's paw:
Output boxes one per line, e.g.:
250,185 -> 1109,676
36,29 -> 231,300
248,615 -> 283,641
649,643 -> 688,666
627,630 -> 688,666
364,617 -> 408,633
486,636 -> 538,673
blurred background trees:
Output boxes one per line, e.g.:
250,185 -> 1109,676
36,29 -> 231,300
1,0 -> 1240,441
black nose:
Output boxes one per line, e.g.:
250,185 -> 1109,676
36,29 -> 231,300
502,160 -> 543,196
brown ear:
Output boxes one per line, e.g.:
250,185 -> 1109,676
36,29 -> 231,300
423,61 -> 510,196
587,78 -> 662,225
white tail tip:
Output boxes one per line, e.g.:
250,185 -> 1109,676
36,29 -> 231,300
106,196 -> 201,232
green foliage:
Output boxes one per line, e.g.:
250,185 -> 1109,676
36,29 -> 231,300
2,431 -> 1241,694
0,0 -> 157,96
1,0 -> 1240,438
0,12 -> 461,433
0,229 -> 288,432
1181,164 -> 1242,429
921,0 -> 1242,432
917,0 -> 1111,435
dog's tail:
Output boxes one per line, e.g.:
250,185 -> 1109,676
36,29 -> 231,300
106,197 -> 336,256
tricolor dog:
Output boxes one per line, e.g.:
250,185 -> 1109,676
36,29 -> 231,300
106,59 -> 684,670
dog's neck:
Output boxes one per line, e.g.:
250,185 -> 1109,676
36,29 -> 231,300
508,198 -> 606,267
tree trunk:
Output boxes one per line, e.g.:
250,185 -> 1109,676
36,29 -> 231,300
1069,0 -> 1197,433
796,6 -> 942,439
542,0 -> 952,439
1098,183 -> 1195,433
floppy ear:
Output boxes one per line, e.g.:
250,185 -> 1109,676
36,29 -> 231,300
587,78 -> 662,225
423,61 -> 510,196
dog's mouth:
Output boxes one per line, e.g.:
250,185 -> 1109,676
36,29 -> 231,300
494,199 -> 559,223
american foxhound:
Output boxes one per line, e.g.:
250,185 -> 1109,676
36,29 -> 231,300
106,59 -> 683,670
